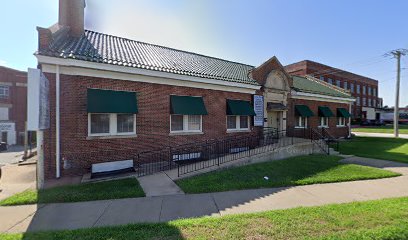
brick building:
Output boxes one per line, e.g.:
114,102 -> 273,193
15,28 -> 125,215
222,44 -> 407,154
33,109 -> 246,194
0,66 -> 27,145
285,60 -> 381,121
32,0 -> 354,180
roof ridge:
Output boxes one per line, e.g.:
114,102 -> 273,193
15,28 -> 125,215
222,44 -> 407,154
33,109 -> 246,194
85,29 -> 255,68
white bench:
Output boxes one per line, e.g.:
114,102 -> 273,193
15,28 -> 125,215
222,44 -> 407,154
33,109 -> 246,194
91,159 -> 134,178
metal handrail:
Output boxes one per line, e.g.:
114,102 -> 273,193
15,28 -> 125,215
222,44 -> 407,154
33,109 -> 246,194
311,128 -> 330,155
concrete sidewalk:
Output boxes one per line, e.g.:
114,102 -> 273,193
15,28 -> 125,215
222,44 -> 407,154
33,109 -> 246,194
1,157 -> 408,234
0,163 -> 36,201
353,131 -> 408,139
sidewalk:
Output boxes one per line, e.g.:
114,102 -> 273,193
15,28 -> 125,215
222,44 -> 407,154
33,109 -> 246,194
1,157 -> 408,234
0,163 -> 36,201
353,131 -> 408,139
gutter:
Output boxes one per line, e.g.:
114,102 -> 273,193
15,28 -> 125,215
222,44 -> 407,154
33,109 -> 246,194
56,65 -> 61,178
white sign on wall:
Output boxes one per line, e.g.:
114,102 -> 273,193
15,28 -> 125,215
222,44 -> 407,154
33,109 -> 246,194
27,68 -> 50,131
253,95 -> 264,127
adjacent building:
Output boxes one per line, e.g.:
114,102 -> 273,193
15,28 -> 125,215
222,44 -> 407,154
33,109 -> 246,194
32,0 -> 354,181
0,66 -> 27,145
285,60 -> 381,121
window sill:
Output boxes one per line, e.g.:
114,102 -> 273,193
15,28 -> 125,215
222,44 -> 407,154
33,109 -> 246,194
169,131 -> 204,136
294,126 -> 307,129
87,134 -> 137,140
336,125 -> 347,128
318,126 -> 329,128
227,129 -> 251,133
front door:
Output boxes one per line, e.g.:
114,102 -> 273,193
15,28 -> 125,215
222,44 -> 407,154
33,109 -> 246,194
267,111 -> 281,130
1,132 -> 7,144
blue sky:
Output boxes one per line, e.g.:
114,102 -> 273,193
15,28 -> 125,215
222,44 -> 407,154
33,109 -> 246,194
1,0 -> 407,106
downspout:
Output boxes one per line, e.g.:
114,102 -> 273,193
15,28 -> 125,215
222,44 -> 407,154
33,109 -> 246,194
56,65 -> 61,178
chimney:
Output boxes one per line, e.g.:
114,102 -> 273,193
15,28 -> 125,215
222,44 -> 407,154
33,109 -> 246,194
59,0 -> 86,37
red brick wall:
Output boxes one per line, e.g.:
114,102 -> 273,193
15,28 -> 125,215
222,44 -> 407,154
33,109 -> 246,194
287,98 -> 350,138
285,60 -> 379,120
0,66 -> 27,144
43,73 -> 259,179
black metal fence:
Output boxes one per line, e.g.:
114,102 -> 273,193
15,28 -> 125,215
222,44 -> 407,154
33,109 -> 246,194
135,127 -> 317,177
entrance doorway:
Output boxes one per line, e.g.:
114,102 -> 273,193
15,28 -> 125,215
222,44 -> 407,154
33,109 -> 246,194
267,111 -> 281,130
1,132 -> 7,144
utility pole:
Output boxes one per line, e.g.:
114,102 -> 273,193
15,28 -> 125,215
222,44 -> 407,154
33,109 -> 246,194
387,49 -> 407,138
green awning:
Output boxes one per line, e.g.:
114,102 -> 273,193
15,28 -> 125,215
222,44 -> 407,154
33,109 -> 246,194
87,89 -> 138,113
226,99 -> 256,116
337,108 -> 351,118
170,95 -> 208,115
318,106 -> 334,117
295,105 -> 314,117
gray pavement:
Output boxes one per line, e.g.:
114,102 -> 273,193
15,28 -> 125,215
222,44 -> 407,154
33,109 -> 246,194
0,145 -> 25,165
137,172 -> 184,197
0,163 -> 36,201
352,131 -> 408,139
1,156 -> 408,234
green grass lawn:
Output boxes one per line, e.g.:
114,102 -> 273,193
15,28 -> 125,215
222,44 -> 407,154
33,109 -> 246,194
337,137 -> 408,163
352,125 -> 408,134
2,197 -> 408,240
176,155 -> 399,194
0,178 -> 145,206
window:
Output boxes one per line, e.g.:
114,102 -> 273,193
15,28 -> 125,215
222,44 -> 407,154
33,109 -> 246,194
171,115 -> 184,131
373,88 -> 377,97
363,97 -> 366,106
227,115 -> 249,131
350,83 -> 354,93
319,117 -> 329,127
356,97 -> 361,106
336,80 -> 341,87
344,82 -> 348,90
357,85 -> 360,94
0,86 -> 9,99
363,85 -> 366,95
89,113 -> 136,136
296,116 -> 307,128
170,115 -> 202,133
90,114 -> 110,135
0,107 -> 9,121
368,86 -> 372,95
373,99 -> 376,107
337,117 -> 346,127
328,78 -> 333,85
117,114 -> 135,133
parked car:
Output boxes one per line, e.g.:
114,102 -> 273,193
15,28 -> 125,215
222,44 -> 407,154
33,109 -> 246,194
374,120 -> 386,126
0,142 -> 7,152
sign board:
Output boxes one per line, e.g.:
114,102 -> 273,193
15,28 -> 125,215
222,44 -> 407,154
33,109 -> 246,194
253,95 -> 264,126
27,68 -> 50,131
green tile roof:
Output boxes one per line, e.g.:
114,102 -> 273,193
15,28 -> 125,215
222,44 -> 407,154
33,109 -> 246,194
38,30 -> 258,86
292,75 -> 354,99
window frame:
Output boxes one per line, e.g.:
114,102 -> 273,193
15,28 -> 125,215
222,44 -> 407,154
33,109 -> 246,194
319,117 -> 329,128
337,117 -> 346,127
88,113 -> 136,137
0,85 -> 10,99
226,115 -> 250,132
295,116 -> 308,128
170,115 -> 203,133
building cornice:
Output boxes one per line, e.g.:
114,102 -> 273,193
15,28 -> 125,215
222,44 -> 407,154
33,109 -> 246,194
36,55 -> 260,94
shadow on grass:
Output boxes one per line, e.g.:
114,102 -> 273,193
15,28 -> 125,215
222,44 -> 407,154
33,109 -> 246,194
20,222 -> 184,240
